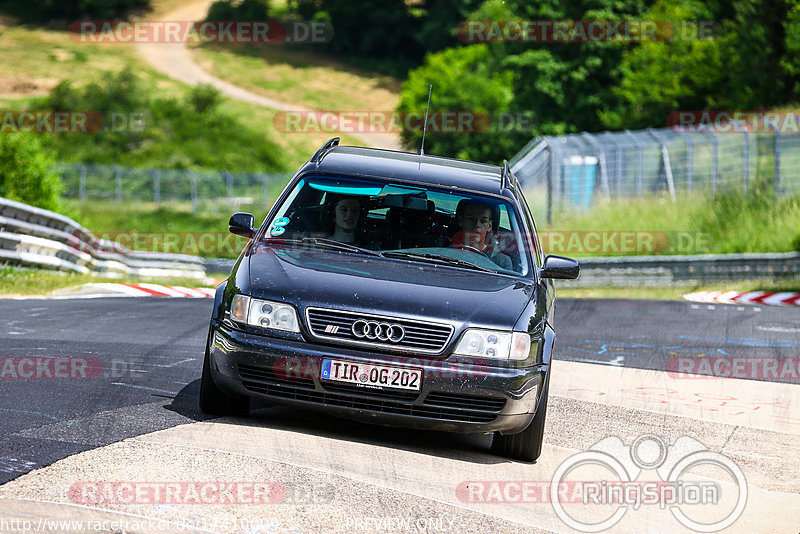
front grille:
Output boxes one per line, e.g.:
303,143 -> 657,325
321,382 -> 419,401
424,392 -> 506,413
305,307 -> 453,354
236,363 -> 499,424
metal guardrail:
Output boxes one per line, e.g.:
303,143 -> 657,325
0,197 -> 206,279
573,252 -> 800,287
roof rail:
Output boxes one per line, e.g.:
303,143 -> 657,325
311,137 -> 340,164
501,159 -> 511,189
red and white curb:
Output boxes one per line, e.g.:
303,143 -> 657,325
17,283 -> 217,300
683,290 -> 800,306
116,283 -> 215,297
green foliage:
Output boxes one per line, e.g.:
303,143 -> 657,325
0,0 -> 149,24
600,0 -> 723,129
286,0 -> 482,76
501,0 -> 650,134
395,0 -> 800,162
34,69 -> 283,172
0,134 -> 62,211
206,0 -> 270,22
780,2 -> 800,101
603,0 -> 799,128
397,44 -> 516,163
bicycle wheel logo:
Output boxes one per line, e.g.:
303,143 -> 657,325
550,434 -> 748,532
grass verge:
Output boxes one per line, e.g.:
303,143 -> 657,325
191,42 -> 402,112
537,189 -> 800,257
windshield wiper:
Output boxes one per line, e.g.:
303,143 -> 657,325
381,251 -> 498,273
264,237 -> 381,256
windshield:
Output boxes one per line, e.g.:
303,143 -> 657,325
260,175 -> 532,277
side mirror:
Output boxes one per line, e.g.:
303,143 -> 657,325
229,212 -> 256,238
540,255 -> 580,280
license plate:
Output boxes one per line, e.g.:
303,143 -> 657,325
320,359 -> 422,391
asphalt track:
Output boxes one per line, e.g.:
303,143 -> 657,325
0,297 -> 798,532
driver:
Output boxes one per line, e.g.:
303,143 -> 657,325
452,200 -> 513,270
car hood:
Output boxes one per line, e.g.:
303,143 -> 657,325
246,244 -> 533,329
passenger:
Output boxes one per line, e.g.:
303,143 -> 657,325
324,194 -> 363,244
452,200 -> 513,270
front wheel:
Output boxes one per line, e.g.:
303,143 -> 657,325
199,325 -> 250,416
491,371 -> 549,462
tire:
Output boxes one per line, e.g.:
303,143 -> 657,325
199,326 -> 250,417
491,371 -> 550,462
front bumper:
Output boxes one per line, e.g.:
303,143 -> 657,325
208,321 -> 545,434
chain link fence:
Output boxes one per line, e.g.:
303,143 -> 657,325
510,122 -> 800,223
57,163 -> 294,211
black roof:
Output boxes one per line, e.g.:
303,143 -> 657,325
305,145 -> 508,196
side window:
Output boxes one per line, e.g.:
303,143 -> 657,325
514,189 -> 543,267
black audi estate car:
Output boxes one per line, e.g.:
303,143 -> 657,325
200,138 -> 579,462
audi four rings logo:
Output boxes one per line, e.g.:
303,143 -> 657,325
351,320 -> 406,343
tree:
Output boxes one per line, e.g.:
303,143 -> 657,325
0,0 -> 150,23
398,44 -> 516,163
0,134 -> 62,212
599,0 -> 724,129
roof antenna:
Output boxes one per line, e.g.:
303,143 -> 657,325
419,84 -> 433,156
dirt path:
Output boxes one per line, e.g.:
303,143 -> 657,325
136,0 -> 402,150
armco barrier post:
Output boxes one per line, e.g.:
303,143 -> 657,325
732,120 -> 749,194
191,172 -> 198,213
152,168 -> 160,205
79,164 -> 87,202
675,130 -> 695,193
225,171 -> 234,209
115,167 -> 122,202
765,116 -> 780,203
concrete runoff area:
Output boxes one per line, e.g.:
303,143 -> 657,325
1,361 -> 797,534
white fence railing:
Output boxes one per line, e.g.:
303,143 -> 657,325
0,197 -> 206,279
511,124 -> 800,223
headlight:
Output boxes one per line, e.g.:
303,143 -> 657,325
230,295 -> 300,333
453,329 -> 531,361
